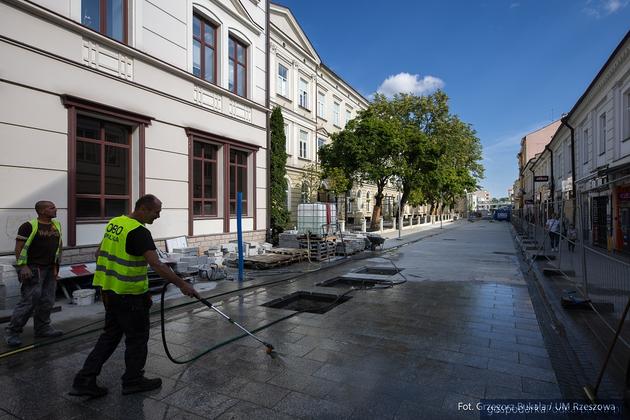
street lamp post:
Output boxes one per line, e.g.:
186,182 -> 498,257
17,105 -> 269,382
440,193 -> 443,229
397,193 -> 402,240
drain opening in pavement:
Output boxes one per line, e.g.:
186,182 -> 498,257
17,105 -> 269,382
356,266 -> 402,275
262,291 -> 351,314
493,251 -> 515,255
317,277 -> 391,288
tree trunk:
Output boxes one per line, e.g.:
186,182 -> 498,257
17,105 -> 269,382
370,184 -> 385,230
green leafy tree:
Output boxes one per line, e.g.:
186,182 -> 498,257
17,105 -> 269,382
319,114 -> 402,229
269,107 -> 289,244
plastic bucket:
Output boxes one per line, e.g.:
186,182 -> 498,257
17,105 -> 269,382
72,289 -> 96,306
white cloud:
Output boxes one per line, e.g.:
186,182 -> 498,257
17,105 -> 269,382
583,0 -> 628,18
376,72 -> 445,97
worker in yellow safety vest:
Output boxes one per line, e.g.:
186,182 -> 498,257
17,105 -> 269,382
4,201 -> 64,348
71,194 -> 199,397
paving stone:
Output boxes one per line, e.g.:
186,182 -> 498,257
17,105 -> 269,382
274,391 -> 354,419
486,359 -> 557,383
266,371 -> 335,398
78,394 -> 183,420
521,377 -> 562,398
518,352 -> 553,370
216,401 -> 295,420
458,343 -> 519,363
219,377 -> 290,408
394,400 -> 462,420
162,385 -> 239,418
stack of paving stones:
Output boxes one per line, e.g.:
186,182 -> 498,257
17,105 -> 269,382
279,232 -> 300,249
0,257 -> 19,310
335,234 -> 367,256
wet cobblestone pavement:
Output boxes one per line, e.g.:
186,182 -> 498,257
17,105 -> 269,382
0,221 -> 566,419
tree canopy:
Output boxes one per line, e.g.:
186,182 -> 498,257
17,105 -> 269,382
318,90 -> 483,227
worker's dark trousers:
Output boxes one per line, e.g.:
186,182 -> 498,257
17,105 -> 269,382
6,265 -> 56,335
75,290 -> 152,385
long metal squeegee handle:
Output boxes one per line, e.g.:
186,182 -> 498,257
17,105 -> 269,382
199,298 -> 231,322
197,297 -> 273,350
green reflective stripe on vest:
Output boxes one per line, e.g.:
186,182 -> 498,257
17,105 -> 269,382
17,219 -> 62,266
97,250 -> 148,267
93,215 -> 149,295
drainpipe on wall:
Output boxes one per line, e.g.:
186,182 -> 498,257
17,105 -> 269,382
547,145 -> 554,205
530,166 -> 536,222
265,0 -> 271,241
560,115 -> 576,224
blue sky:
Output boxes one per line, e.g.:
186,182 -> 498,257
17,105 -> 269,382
276,0 -> 630,198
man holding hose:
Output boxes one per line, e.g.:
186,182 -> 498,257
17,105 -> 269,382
70,194 -> 200,397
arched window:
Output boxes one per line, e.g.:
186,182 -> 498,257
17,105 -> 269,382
366,192 -> 371,212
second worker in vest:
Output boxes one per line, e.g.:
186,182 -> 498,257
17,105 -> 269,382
5,201 -> 64,347
70,194 -> 200,397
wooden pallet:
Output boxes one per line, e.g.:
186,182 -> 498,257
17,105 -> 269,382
267,248 -> 308,260
299,238 -> 336,261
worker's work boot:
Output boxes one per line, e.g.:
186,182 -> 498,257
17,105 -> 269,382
69,376 -> 108,398
35,327 -> 63,338
4,333 -> 21,348
122,376 -> 162,395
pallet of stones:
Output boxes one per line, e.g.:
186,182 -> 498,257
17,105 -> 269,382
234,253 -> 297,269
299,239 -> 336,261
266,248 -> 308,262
335,239 -> 365,256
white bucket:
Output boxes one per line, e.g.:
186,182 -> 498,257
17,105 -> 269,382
72,289 -> 96,306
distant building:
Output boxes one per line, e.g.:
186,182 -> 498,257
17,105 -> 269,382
526,30 -> 630,252
514,120 -> 561,211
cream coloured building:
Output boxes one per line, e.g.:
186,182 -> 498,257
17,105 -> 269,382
269,4 -> 408,228
0,0 -> 269,257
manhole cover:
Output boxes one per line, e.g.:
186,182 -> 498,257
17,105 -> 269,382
262,291 -> 351,314
356,267 -> 402,275
317,277 -> 391,288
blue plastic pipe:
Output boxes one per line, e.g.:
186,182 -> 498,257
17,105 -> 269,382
237,192 -> 244,283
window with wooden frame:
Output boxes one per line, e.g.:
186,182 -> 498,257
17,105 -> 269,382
192,14 -> 217,83
229,149 -> 249,215
299,130 -> 308,159
598,113 -> 606,156
228,36 -> 247,96
299,79 -> 309,109
277,63 -> 288,97
63,96 -> 151,246
74,115 -> 131,220
317,92 -> 325,117
583,128 -> 589,163
192,140 -> 218,217
333,102 -> 340,126
81,0 -> 128,43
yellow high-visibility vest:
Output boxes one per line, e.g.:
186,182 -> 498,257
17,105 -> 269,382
93,215 -> 149,295
17,219 -> 62,266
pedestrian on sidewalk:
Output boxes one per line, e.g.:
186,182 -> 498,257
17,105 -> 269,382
70,194 -> 200,398
4,201 -> 64,348
567,224 -> 577,252
545,213 -> 560,252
